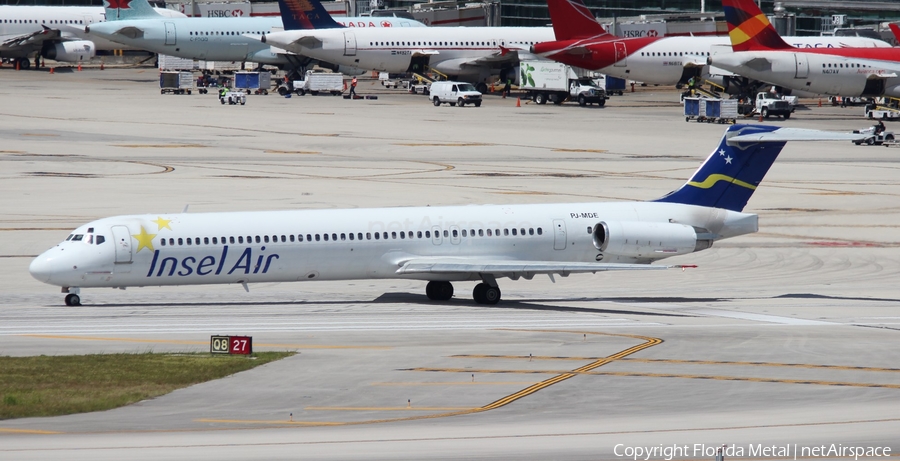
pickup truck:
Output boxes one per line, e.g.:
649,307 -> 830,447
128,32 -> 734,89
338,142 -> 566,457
756,92 -> 793,119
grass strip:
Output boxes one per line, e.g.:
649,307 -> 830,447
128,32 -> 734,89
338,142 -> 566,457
0,351 -> 294,419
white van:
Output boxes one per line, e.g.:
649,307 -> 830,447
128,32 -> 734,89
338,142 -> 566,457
430,81 -> 482,107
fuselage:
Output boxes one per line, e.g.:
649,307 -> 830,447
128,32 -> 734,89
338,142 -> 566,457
260,26 -> 556,79
86,16 -> 423,64
710,48 -> 900,97
29,201 -> 754,290
0,5 -> 184,57
533,35 -> 891,86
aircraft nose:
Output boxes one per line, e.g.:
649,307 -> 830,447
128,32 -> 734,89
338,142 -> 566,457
29,254 -> 54,283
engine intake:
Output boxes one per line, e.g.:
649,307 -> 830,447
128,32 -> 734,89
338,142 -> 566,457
42,41 -> 96,62
592,221 -> 712,259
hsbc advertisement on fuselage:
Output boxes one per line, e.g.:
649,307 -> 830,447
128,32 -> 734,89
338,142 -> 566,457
198,2 -> 251,18
616,22 -> 666,39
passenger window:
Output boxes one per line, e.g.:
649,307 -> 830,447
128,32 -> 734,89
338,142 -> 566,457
383,232 -> 388,240
366,232 -> 372,240
230,237 -> 235,244
204,237 -> 210,244
443,230 -> 448,238
504,229 -> 509,236
520,228 -> 525,235
452,229 -> 458,237
417,231 -> 422,238
161,238 -> 166,246
323,234 -> 329,241
399,232 -> 405,239
486,229 -> 492,236
587,226 -> 592,234
511,229 -> 517,236
212,237 -> 217,244
238,236 -> 243,244
264,236 -> 269,243
332,233 -> 337,241
316,234 -> 321,241
537,228 -> 543,235
187,238 -> 192,246
281,235 -> 286,242
479,229 -> 484,236
253,236 -> 259,243
298,234 -> 303,242
392,232 -> 397,239
529,228 -> 534,235
290,235 -> 295,242
495,229 -> 500,236
307,234 -> 312,241
349,233 -> 354,240
374,232 -> 380,240
425,230 -> 431,238
358,233 -> 363,240
341,233 -> 346,240
462,229 -> 467,237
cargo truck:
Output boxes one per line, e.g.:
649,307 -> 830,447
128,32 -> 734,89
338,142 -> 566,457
519,61 -> 607,107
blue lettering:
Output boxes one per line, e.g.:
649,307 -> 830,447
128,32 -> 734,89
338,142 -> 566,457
228,248 -> 252,275
147,250 -> 160,277
263,254 -> 279,273
157,257 -> 178,277
197,256 -> 216,276
215,246 -> 228,275
178,256 -> 196,276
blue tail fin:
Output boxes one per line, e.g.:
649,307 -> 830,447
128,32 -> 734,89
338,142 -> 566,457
277,0 -> 343,30
654,125 -> 784,212
104,0 -> 162,21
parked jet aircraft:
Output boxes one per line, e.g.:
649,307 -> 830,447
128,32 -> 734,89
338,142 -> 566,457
709,0 -> 900,98
85,0 -> 422,68
30,125 -> 860,307
531,0 -> 890,89
0,4 -> 183,69
252,0 -> 551,91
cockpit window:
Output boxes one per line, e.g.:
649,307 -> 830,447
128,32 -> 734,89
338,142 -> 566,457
96,235 -> 106,245
72,234 -> 84,241
66,234 -> 74,241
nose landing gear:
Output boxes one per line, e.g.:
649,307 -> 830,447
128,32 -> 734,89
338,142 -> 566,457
63,287 -> 81,306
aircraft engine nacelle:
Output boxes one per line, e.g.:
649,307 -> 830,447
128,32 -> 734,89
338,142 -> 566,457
592,221 -> 712,259
42,41 -> 96,62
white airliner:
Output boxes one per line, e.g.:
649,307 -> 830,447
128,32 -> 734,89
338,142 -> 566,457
252,0 -> 548,90
708,0 -> 900,98
85,0 -> 423,68
0,4 -> 183,69
530,0 -> 891,91
29,125 -> 861,307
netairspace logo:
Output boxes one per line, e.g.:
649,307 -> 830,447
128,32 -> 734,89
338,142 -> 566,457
614,444 -> 892,461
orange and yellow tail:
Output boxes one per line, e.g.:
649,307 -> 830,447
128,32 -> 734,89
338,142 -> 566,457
722,0 -> 792,51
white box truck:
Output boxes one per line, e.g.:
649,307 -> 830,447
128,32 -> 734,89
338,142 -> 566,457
289,71 -> 345,96
519,61 -> 607,107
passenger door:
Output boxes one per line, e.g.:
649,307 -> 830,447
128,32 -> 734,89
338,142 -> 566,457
552,219 -> 567,250
164,22 -> 176,46
794,53 -> 809,79
614,41 -> 627,67
110,225 -> 133,273
344,32 -> 357,56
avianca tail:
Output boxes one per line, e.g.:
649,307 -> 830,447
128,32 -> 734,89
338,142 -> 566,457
84,0 -> 422,66
532,0 -> 889,87
30,126 -> 860,307
0,4 -> 183,69
251,0 -> 549,90
710,0 -> 900,97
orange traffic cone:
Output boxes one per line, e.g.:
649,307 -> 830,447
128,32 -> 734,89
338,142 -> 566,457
758,112 -> 763,122
516,97 -> 521,107
49,67 -> 54,74
77,63 -> 82,71
100,62 -> 104,70
15,60 -> 20,71
818,97 -> 822,107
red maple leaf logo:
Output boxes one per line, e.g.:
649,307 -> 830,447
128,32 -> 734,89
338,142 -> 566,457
106,0 -> 132,9
381,21 -> 392,27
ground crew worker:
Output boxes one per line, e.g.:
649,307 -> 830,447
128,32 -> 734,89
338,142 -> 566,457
350,76 -> 358,97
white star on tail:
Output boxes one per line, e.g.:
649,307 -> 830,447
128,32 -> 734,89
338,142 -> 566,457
724,155 -> 733,164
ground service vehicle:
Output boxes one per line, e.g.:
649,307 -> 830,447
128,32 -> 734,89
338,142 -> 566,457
755,92 -> 792,119
220,91 -> 247,105
159,71 -> 193,95
282,71 -> 344,96
430,81 -> 482,107
852,125 -> 895,145
519,61 -> 607,106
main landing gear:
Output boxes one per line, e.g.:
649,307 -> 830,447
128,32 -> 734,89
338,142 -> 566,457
425,280 -> 501,305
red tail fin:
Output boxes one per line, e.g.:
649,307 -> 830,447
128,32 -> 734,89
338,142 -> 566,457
889,23 -> 900,44
721,0 -> 792,51
547,0 -> 610,41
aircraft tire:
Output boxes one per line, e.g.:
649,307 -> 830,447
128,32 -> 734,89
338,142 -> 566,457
65,293 -> 80,306
482,286 -> 500,305
426,281 -> 453,301
473,283 -> 487,303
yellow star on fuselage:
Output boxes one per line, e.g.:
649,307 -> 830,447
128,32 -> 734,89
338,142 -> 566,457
132,226 -> 157,253
153,216 -> 173,231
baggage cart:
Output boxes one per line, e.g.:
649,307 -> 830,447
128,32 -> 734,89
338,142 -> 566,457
159,71 -> 193,95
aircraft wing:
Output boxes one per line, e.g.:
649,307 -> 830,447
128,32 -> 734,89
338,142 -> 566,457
396,258 -> 690,279
1,27 -> 61,50
107,26 -> 146,40
250,32 -> 325,50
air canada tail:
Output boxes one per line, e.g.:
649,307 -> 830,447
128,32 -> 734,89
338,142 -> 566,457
546,0 -> 611,41
104,0 -> 161,21
654,125 -> 865,212
277,0 -> 343,30
721,0 -> 792,51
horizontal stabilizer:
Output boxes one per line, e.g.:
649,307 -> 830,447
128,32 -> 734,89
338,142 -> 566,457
729,127 -> 866,143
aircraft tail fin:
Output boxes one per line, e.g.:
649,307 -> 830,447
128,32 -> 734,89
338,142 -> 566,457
721,0 -> 792,51
277,0 -> 343,30
889,23 -> 900,44
547,0 -> 611,41
654,125 -> 863,212
104,0 -> 162,21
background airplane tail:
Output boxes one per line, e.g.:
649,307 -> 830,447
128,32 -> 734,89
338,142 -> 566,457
722,0 -> 792,51
547,0 -> 610,41
277,0 -> 343,30
104,0 -> 162,20
653,125 -> 784,212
